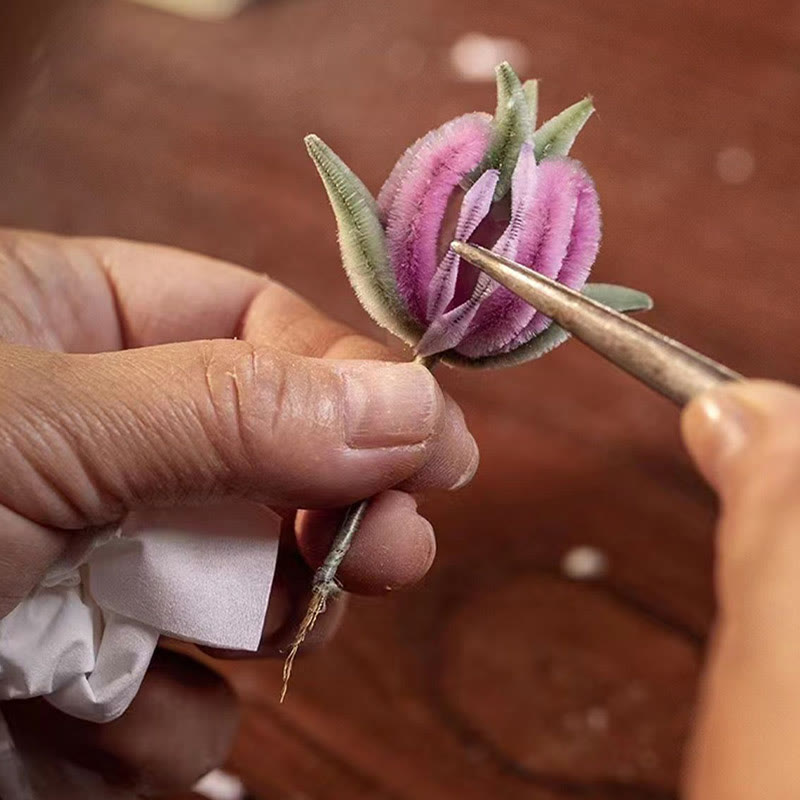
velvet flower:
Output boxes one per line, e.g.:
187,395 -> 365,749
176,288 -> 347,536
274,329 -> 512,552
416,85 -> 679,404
306,63 -> 651,367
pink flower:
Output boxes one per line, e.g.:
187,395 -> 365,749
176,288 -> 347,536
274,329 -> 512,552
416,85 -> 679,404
306,63 -> 650,367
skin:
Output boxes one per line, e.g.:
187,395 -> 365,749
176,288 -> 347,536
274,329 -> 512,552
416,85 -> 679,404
0,228 -> 479,795
682,382 -> 800,799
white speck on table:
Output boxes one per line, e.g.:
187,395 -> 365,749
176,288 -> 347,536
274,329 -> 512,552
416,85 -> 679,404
449,33 -> 529,82
561,546 -> 609,580
586,706 -> 610,732
194,769 -> 246,800
715,146 -> 755,184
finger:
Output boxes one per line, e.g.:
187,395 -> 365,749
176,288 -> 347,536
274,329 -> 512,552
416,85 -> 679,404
3,649 -> 238,796
681,381 -> 800,798
242,287 -> 480,491
399,393 -> 479,493
0,230 -> 268,351
296,490 -> 436,595
0,230 -> 407,367
1,231 -> 479,495
239,275 -> 393,359
0,505 -> 65,618
0,341 -> 477,530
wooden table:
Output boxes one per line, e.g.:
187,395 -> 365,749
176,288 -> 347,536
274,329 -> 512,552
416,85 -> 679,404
1,1 -> 798,797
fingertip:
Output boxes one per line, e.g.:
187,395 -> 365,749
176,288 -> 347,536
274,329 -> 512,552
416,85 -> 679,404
681,382 -> 766,491
681,390 -> 743,490
401,394 -> 479,492
296,490 -> 436,595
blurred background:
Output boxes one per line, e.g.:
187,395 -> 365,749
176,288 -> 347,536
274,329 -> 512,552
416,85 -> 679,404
1,0 -> 799,798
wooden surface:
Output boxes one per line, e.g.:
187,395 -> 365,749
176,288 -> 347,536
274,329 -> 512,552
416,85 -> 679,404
2,0 -> 799,797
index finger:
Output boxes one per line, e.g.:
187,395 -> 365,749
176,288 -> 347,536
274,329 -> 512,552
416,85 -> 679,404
0,228 -> 404,359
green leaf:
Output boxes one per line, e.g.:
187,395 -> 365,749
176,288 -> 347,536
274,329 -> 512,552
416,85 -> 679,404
441,282 -> 653,369
468,62 -> 533,200
522,79 -> 539,130
534,97 -> 594,161
581,283 -> 653,313
305,135 -> 422,344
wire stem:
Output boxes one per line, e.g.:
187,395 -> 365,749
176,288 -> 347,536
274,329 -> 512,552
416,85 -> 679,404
280,353 -> 439,701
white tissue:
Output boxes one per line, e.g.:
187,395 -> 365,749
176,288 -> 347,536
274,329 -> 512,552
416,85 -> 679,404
0,500 -> 280,723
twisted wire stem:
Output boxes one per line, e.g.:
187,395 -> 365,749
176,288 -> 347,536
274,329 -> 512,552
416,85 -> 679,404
281,354 -> 439,701
280,500 -> 369,701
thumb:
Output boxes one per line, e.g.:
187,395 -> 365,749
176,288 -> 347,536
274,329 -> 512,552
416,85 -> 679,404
0,340 -> 476,530
681,381 -> 800,799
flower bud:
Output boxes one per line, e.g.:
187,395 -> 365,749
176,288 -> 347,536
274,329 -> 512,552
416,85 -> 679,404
306,62 -> 651,367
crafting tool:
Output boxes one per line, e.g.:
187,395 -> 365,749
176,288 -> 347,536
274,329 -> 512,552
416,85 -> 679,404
450,241 -> 743,406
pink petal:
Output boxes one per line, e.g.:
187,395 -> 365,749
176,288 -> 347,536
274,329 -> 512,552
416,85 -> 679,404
414,281 -> 490,357
379,113 -> 492,324
456,144 -> 553,357
502,160 -> 601,350
417,145 -> 539,357
555,165 -> 601,289
456,157 -> 600,359
377,112 -> 491,223
490,142 -> 539,260
426,168 -> 499,321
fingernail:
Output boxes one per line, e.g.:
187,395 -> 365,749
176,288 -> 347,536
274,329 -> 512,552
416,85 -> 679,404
682,389 -> 755,486
419,516 -> 437,573
344,363 -> 439,448
451,435 -> 480,489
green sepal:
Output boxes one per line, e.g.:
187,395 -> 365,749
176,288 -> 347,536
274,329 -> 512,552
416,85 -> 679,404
522,79 -> 539,130
440,283 -> 653,369
305,135 -> 422,344
468,62 -> 533,201
534,97 -> 594,161
581,283 -> 653,313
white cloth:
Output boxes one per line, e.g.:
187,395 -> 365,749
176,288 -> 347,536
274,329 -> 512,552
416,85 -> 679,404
0,500 -> 280,723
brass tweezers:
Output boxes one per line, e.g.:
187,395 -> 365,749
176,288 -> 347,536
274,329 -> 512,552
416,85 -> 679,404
450,241 -> 743,406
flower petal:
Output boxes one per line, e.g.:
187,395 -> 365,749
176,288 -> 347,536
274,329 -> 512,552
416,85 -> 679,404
305,135 -> 421,344
413,281 -> 490,357
377,112 -> 491,224
467,62 -> 533,201
455,153 -> 584,359
534,97 -> 594,161
490,141 -> 538,259
556,164 -> 602,288
426,168 -> 499,321
441,283 -> 653,369
505,159 -> 601,345
417,143 -> 539,357
379,113 -> 492,324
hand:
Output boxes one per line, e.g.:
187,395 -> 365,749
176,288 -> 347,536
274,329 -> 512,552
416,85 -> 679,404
0,229 -> 478,795
681,380 -> 800,798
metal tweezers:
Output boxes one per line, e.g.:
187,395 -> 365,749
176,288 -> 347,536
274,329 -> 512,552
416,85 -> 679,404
450,241 -> 743,406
